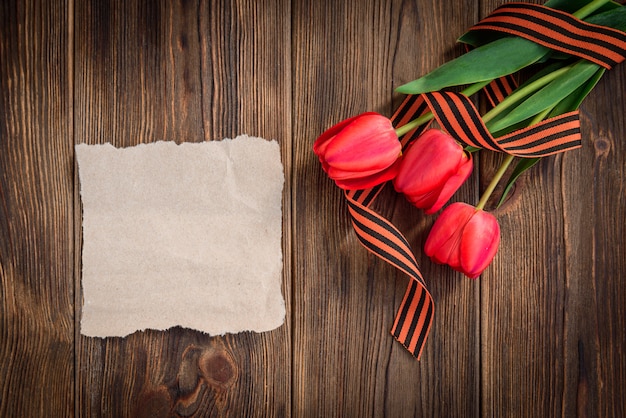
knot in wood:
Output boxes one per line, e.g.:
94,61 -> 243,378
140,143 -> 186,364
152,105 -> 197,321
199,349 -> 237,388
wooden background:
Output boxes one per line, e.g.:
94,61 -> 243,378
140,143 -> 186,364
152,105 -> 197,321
1,0 -> 625,416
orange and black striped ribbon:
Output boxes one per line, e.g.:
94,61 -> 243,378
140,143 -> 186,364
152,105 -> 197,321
422,91 -> 582,157
482,74 -> 517,109
344,82 -> 578,359
345,84 -> 578,359
343,3 -> 623,359
469,2 -> 626,69
345,78 -> 552,359
346,195 -> 434,357
345,94 -> 434,359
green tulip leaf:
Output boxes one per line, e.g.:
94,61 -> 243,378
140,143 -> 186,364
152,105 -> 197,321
496,157 -> 540,208
489,68 -> 602,139
542,0 -> 591,13
583,5 -> 626,31
398,1 -> 626,95
481,62 -> 567,132
395,37 -> 549,94
493,66 -> 605,207
486,60 -> 602,133
550,67 -> 606,114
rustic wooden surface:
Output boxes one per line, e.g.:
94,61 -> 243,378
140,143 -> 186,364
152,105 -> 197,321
1,0 -> 624,416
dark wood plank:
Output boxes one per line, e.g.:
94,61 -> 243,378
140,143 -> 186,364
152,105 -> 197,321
0,0 -> 75,416
292,0 -> 481,415
478,0 -> 626,416
74,1 -> 292,416
2,0 -> 625,415
560,70 -> 626,417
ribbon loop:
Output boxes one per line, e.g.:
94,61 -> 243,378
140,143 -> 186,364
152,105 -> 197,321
345,94 -> 434,359
469,2 -> 626,69
345,191 -> 434,359
422,91 -> 582,157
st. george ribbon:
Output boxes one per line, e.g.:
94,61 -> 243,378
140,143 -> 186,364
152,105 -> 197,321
342,2 -> 626,359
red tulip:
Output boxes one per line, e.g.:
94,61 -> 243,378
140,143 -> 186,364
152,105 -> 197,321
313,112 -> 402,190
393,129 -> 473,214
424,202 -> 500,279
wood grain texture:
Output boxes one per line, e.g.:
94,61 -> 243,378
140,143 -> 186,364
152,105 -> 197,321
0,0 -> 75,416
478,1 -> 626,416
292,0 -> 482,416
574,70 -> 626,418
73,0 -> 291,416
1,0 -> 625,416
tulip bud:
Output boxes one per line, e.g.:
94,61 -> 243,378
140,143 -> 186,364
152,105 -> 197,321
393,129 -> 472,214
424,202 -> 500,279
313,113 -> 401,190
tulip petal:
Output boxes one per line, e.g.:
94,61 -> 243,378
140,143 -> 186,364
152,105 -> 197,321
313,113 -> 376,158
333,158 -> 401,190
324,114 -> 400,172
394,129 -> 473,213
459,210 -> 500,278
424,152 -> 473,214
424,202 -> 475,268
327,159 -> 396,180
394,129 -> 465,196
408,189 -> 440,212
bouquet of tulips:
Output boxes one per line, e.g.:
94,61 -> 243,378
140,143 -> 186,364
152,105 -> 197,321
314,0 -> 626,279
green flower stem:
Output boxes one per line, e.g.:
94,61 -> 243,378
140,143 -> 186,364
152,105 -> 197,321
573,0 -> 612,19
481,62 -> 575,125
476,108 -> 553,210
394,80 -> 492,137
394,112 -> 434,138
476,153 -> 515,211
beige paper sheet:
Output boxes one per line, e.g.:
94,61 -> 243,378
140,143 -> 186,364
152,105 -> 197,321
76,136 -> 285,337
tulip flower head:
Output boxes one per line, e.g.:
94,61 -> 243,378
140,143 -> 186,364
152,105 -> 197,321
313,112 -> 402,190
424,202 -> 500,279
393,129 -> 473,214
